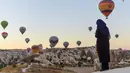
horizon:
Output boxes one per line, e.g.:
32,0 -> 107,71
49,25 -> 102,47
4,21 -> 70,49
0,0 -> 129,49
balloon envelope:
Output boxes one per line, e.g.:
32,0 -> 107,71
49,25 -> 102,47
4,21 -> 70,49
25,38 -> 30,43
31,45 -> 40,54
88,26 -> 92,31
2,32 -> 8,39
19,26 -> 26,34
49,36 -> 59,46
115,34 -> 119,38
99,0 -> 115,19
63,41 -> 69,48
77,41 -> 81,46
1,21 -> 8,29
27,47 -> 31,52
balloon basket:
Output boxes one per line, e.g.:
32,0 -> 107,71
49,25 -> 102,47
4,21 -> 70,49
106,17 -> 108,19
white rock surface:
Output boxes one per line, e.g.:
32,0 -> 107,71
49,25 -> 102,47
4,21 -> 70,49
93,67 -> 130,73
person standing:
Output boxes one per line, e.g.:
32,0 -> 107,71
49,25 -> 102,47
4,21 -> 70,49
95,19 -> 111,71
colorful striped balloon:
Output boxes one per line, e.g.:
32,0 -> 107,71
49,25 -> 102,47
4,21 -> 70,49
99,0 -> 115,19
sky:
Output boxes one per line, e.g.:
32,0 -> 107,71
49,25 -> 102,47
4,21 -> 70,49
0,0 -> 129,49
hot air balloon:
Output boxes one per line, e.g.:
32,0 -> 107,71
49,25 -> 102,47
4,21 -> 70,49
99,0 -> 115,19
31,45 -> 41,54
38,44 -> 43,54
26,47 -> 32,55
88,26 -> 92,31
115,34 -> 119,38
77,41 -> 81,46
1,21 -> 8,29
63,41 -> 69,48
2,32 -> 8,39
27,47 -> 31,53
49,36 -> 59,47
19,26 -> 26,35
25,38 -> 30,43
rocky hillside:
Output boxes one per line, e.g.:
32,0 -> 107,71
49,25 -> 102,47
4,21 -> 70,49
0,47 -> 130,71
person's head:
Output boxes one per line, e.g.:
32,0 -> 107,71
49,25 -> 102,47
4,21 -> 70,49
96,19 -> 110,36
96,19 -> 106,28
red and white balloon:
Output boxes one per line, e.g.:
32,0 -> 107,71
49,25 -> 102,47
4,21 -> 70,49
2,32 -> 8,39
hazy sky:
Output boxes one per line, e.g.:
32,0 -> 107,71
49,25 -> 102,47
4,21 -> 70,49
0,0 -> 129,49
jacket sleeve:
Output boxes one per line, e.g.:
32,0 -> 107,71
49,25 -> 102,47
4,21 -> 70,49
95,28 -> 99,38
107,27 -> 111,40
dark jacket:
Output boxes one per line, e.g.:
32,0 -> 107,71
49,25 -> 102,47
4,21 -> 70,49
95,19 -> 110,63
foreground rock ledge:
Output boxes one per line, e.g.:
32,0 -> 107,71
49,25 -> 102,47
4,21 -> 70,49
0,63 -> 77,73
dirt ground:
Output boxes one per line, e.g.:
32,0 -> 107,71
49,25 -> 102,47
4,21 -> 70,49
0,64 -> 77,73
65,67 -> 94,73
